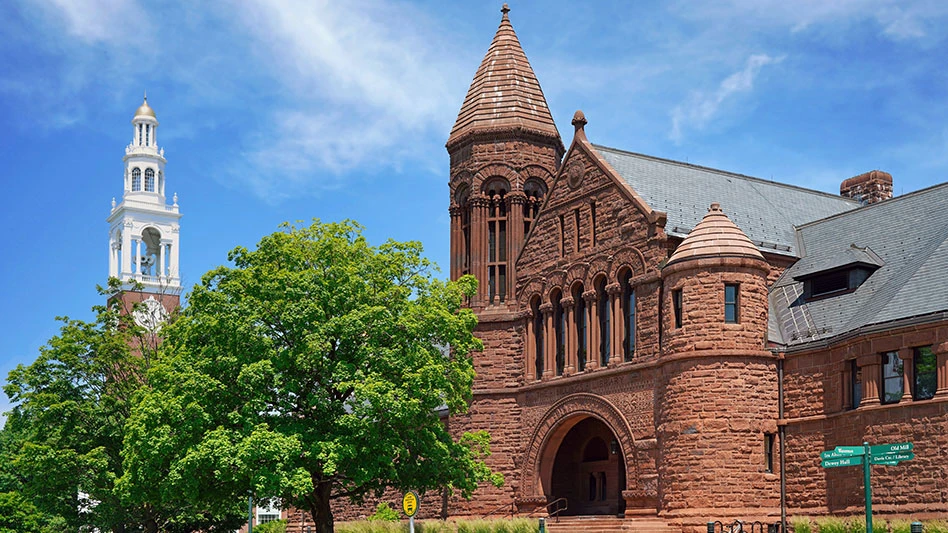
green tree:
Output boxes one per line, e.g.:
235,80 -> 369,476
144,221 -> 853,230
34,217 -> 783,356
2,280 -> 244,532
123,220 -> 499,533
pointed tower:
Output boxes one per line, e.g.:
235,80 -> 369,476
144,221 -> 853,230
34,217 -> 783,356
106,96 -> 182,324
448,3 -> 564,311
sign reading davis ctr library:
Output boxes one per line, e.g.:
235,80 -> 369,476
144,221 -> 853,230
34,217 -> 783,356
819,442 -> 915,533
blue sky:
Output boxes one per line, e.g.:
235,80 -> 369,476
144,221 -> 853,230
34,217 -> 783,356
2,0 -> 948,420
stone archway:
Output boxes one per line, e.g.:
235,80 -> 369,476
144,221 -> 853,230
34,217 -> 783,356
518,393 -> 645,514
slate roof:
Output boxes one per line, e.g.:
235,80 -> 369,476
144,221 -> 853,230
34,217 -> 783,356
447,6 -> 560,148
769,183 -> 948,347
593,145 -> 861,257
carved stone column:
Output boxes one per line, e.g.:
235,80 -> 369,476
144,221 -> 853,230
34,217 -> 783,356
606,283 -> 623,366
858,354 -> 881,406
507,192 -> 526,302
449,204 -> 462,281
935,341 -> 948,399
470,194 -> 489,307
898,348 -> 914,403
561,296 -> 575,375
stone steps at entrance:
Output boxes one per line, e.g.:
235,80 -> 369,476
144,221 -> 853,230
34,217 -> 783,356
545,516 -> 679,533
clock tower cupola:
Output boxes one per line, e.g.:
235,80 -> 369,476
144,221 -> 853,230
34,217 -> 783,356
106,95 -> 182,322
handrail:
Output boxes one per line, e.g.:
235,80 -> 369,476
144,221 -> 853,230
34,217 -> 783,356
481,501 -> 516,520
546,498 -> 568,522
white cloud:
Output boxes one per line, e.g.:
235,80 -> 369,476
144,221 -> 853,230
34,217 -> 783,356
31,0 -> 147,45
227,0 -> 470,199
670,54 -> 783,142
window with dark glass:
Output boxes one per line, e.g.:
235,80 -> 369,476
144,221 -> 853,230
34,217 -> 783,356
138,123 -> 143,145
590,202 -> 597,247
145,124 -> 150,145
597,279 -> 610,366
764,433 -> 774,473
672,289 -> 683,329
559,215 -> 566,257
881,351 -> 903,404
574,285 -> 586,371
131,168 -> 141,191
523,180 -> 545,237
850,359 -> 862,409
574,208 -> 581,252
621,271 -> 636,362
487,187 -> 507,304
724,284 -> 739,323
533,299 -> 544,379
914,346 -> 936,400
553,293 -> 565,376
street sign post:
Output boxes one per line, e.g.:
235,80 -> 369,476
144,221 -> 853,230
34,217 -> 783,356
820,441 -> 915,533
403,491 -> 419,533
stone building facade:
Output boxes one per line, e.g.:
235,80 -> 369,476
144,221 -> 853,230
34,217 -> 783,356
430,5 -> 948,532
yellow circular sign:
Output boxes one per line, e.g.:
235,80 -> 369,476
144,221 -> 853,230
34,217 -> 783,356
402,491 -> 419,517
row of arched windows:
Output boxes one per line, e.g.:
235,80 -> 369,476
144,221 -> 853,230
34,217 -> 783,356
527,269 -> 637,380
129,168 -> 162,193
451,176 -> 548,306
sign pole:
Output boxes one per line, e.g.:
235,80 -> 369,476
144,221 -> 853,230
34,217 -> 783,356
863,442 -> 872,533
409,516 -> 415,533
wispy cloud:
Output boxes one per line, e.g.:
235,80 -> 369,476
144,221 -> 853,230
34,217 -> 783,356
226,0 -> 470,200
670,54 -> 783,142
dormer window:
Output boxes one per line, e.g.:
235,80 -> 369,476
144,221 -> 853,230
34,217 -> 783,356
793,245 -> 882,301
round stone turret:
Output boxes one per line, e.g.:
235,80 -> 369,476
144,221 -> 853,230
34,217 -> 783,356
656,203 -> 779,525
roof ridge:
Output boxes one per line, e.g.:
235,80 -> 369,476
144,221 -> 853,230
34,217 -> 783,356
796,180 -> 948,230
591,143 -> 861,204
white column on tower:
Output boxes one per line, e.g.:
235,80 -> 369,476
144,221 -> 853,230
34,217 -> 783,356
135,238 -> 142,277
170,240 -> 179,282
159,241 -> 166,280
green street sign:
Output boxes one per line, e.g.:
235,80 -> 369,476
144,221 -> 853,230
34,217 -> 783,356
821,450 -> 849,460
822,455 -> 864,468
834,445 -> 866,455
870,442 -> 913,455
870,452 -> 914,465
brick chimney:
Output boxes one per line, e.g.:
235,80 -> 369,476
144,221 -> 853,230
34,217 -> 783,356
840,170 -> 893,204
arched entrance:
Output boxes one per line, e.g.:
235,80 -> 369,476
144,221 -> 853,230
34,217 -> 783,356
549,417 -> 626,516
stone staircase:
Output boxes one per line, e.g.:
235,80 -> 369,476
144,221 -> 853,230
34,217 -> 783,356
545,515 -> 680,532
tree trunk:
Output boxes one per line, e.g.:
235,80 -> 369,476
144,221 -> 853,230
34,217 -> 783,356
310,481 -> 335,533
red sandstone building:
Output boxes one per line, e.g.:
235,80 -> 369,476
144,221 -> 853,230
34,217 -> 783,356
423,5 -> 948,531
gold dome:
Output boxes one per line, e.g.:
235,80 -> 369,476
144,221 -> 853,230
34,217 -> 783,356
134,96 -> 156,118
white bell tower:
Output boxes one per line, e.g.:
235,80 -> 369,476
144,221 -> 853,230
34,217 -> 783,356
106,95 -> 182,293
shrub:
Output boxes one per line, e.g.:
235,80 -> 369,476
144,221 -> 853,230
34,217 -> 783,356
369,502 -> 400,522
815,516 -> 847,533
925,521 -> 948,533
889,519 -> 913,533
254,520 -> 288,533
792,517 -> 813,533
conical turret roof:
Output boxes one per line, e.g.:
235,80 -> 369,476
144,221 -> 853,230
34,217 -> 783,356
447,4 -> 560,148
666,203 -> 764,266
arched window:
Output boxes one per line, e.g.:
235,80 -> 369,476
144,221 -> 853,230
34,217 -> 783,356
531,296 -> 544,379
621,270 -> 635,361
131,168 -> 142,191
144,169 -> 155,192
523,179 -> 547,236
573,283 -> 586,372
485,179 -> 509,304
551,289 -> 565,376
596,277 -> 610,366
454,185 -> 471,276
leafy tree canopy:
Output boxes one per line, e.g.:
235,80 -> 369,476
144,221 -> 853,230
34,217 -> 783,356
1,280 -> 244,532
122,220 -> 498,533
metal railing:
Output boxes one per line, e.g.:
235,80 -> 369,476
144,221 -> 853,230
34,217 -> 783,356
708,520 -> 781,533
